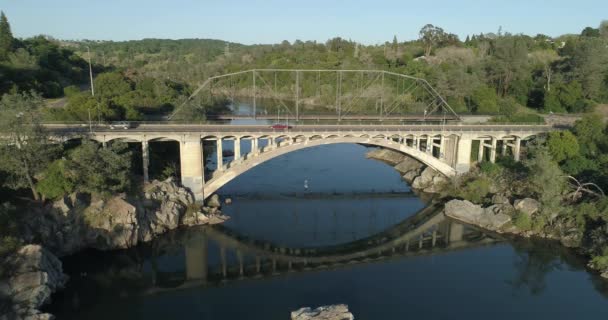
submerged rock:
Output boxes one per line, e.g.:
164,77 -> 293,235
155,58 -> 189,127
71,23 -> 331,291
291,304 -> 354,320
0,245 -> 67,320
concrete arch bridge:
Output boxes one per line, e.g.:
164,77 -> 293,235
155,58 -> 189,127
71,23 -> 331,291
56,124 -> 552,200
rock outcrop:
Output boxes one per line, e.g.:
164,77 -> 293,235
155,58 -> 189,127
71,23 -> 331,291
444,199 -> 511,231
291,305 -> 354,320
0,245 -> 67,320
22,178 -> 228,256
514,198 -> 540,216
366,148 -> 447,194
365,149 -> 405,165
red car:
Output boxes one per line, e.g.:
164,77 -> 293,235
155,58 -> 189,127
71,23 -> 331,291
269,124 -> 292,130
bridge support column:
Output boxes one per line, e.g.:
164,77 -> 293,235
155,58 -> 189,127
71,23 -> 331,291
514,137 -> 521,161
180,137 -> 204,200
490,138 -> 497,163
234,137 -> 241,162
142,140 -> 149,183
426,136 -> 432,154
477,139 -> 484,162
216,138 -> 224,171
455,137 -> 472,174
252,138 -> 258,155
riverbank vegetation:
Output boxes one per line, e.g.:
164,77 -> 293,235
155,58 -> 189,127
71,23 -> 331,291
2,11 -> 608,121
443,114 -> 608,274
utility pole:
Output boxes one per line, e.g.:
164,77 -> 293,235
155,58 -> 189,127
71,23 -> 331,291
295,71 -> 299,121
253,70 -> 256,119
86,46 -> 94,132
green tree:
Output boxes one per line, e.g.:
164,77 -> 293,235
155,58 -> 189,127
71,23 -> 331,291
547,131 -> 579,163
36,159 -> 75,200
0,11 -> 13,61
65,141 -> 132,196
419,24 -> 446,57
524,147 -> 567,219
573,114 -> 605,156
470,85 -> 499,114
0,92 -> 61,200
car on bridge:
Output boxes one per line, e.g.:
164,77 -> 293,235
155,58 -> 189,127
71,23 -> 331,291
109,121 -> 134,130
269,124 -> 292,130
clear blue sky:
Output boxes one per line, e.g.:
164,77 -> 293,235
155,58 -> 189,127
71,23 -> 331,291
2,0 -> 606,44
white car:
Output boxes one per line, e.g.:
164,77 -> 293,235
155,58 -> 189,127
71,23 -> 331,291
109,121 -> 131,130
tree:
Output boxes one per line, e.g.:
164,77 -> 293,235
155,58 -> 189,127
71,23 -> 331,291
600,20 -> 608,39
36,159 -> 74,200
581,27 -> 600,37
524,147 -> 567,221
0,92 -> 61,200
547,131 -> 579,163
0,11 -> 13,61
65,141 -> 132,196
485,36 -> 530,97
560,38 -> 608,100
419,24 -> 446,57
573,114 -> 605,156
470,85 -> 499,114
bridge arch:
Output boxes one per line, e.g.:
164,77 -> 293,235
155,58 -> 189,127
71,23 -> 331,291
202,136 -> 456,200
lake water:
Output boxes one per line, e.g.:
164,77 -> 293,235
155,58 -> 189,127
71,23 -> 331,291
46,136 -> 608,319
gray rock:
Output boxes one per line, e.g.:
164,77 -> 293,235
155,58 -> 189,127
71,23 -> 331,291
1,245 -> 67,320
225,198 -> 232,205
394,157 -> 424,175
291,304 -> 354,320
366,149 -> 405,165
445,200 -> 511,231
492,194 -> 510,205
402,170 -> 419,184
412,167 -> 437,190
207,194 -> 221,208
514,198 -> 540,216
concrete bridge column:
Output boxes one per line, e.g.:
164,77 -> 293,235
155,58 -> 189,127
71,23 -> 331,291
455,137 -> 472,174
477,139 -> 485,162
142,140 -> 150,183
216,138 -> 224,172
439,136 -> 445,159
251,138 -> 258,155
426,136 -> 432,154
490,137 -> 497,163
514,137 -> 521,161
180,137 -> 204,200
234,137 -> 241,162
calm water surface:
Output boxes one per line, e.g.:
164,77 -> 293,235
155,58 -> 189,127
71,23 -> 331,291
46,143 -> 608,319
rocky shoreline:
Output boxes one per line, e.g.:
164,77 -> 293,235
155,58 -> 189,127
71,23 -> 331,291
365,149 -> 447,193
444,199 -> 608,280
0,178 -> 229,319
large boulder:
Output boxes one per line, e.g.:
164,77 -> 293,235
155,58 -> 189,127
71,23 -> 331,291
412,167 -> 437,190
402,170 -> 420,184
206,194 -> 221,208
0,245 -> 67,320
394,157 -> 424,175
291,304 -> 354,320
491,194 -> 510,205
366,149 -> 405,165
445,200 -> 511,231
514,198 -> 540,216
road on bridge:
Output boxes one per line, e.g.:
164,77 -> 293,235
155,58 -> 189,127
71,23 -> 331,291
45,123 -> 555,134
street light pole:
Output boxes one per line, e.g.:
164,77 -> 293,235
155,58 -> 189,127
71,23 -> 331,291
86,46 -> 95,131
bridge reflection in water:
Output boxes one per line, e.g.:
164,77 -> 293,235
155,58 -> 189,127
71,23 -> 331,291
146,205 -> 501,294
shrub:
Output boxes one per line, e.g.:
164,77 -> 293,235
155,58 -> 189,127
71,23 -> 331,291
458,176 -> 493,204
513,211 -> 533,231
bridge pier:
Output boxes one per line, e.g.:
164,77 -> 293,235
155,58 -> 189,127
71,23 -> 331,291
234,137 -> 241,162
490,137 -> 497,163
216,138 -> 224,171
455,137 -> 472,174
180,138 -> 204,200
142,140 -> 149,183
